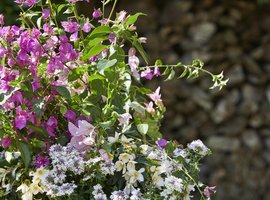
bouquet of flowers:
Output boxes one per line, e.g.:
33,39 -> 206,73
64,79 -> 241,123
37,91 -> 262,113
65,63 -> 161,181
0,0 -> 227,199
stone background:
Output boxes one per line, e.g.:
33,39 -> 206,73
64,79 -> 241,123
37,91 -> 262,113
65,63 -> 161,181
117,0 -> 270,200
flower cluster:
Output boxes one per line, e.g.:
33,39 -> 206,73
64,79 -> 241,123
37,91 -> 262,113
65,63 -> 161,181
0,0 -> 221,199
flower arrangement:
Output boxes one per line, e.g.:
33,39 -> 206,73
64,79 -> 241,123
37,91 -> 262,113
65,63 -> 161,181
0,0 -> 227,199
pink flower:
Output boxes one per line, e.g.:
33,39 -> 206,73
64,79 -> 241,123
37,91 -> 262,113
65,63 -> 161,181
147,87 -> 162,105
25,0 -> 36,7
128,48 -> 140,79
116,11 -> 127,23
61,19 -> 79,33
64,110 -> 76,121
82,21 -> 92,33
144,101 -> 155,113
153,66 -> 161,77
68,120 -> 97,151
42,9 -> 50,19
92,8 -> 102,19
203,186 -> 216,198
0,14 -> 4,25
1,136 -> 11,148
141,67 -> 153,80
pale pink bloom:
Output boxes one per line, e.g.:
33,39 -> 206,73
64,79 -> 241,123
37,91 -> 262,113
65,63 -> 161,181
147,87 -> 162,105
128,48 -> 140,79
118,113 -> 132,127
68,120 -> 97,151
144,101 -> 155,113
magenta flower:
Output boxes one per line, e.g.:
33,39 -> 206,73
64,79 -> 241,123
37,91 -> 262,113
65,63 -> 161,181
42,9 -> 50,19
46,116 -> 58,137
15,0 -> 24,4
61,19 -> 79,33
25,0 -> 36,7
0,14 -> 4,25
11,91 -> 23,104
31,77 -> 42,91
64,110 -> 76,121
15,113 -> 27,130
1,136 -> 11,148
35,154 -> 50,168
92,8 -> 102,19
147,87 -> 162,105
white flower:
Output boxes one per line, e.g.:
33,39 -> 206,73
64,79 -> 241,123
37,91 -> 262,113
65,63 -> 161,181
128,168 -> 145,184
115,161 -> 126,173
140,144 -> 150,155
108,132 -> 120,144
32,167 -> 49,183
17,183 -> 30,193
119,153 -> 134,164
29,183 -> 44,195
152,174 -> 164,187
120,134 -> 133,143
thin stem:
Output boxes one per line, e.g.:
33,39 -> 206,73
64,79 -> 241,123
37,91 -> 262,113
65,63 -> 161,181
72,3 -> 85,49
107,0 -> 118,23
47,0 -> 59,28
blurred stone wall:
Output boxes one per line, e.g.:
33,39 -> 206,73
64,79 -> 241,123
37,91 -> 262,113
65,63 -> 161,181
118,0 -> 270,200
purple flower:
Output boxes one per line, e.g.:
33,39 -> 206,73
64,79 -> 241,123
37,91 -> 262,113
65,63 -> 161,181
64,110 -> 76,121
46,116 -> 58,137
42,9 -> 50,19
35,154 -> 50,168
15,113 -> 27,130
15,0 -> 24,4
203,186 -> 216,198
92,8 -> 102,19
31,77 -> 42,91
0,14 -> 4,25
1,136 -> 11,148
11,91 -> 23,104
109,32 -> 116,44
118,113 -> 132,127
157,138 -> 167,149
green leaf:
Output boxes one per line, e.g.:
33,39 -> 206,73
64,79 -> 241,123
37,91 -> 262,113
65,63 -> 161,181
88,74 -> 105,82
57,4 -> 68,13
165,69 -> 175,81
89,26 -> 112,37
155,59 -> 163,66
130,102 -> 145,114
32,99 -> 44,118
137,124 -> 148,135
131,38 -> 149,64
88,36 -> 108,47
82,45 -> 107,61
178,68 -> 188,79
27,124 -> 47,135
97,59 -> 117,75
125,12 -> 147,27
56,86 -> 72,104
17,142 -> 32,169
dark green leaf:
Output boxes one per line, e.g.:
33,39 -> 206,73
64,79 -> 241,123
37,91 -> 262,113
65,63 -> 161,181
125,12 -> 147,27
82,45 -> 107,61
17,142 -> 32,169
56,86 -> 72,104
